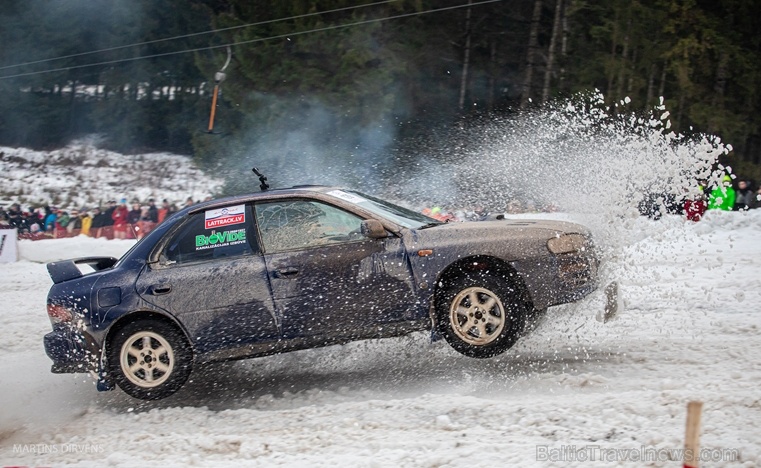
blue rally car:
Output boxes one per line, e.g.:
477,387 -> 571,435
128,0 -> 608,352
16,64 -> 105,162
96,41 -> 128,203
44,186 -> 599,400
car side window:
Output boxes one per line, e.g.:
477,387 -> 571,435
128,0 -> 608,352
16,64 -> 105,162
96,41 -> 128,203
255,200 -> 365,252
164,204 -> 257,264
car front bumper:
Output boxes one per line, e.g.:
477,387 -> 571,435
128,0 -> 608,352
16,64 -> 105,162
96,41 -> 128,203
553,251 -> 599,303
514,250 -> 599,310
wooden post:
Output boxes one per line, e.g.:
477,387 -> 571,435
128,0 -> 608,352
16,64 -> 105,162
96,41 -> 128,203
684,401 -> 703,468
207,84 -> 220,133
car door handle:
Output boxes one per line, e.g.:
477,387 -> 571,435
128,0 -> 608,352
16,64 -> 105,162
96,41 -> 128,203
149,284 -> 172,295
274,267 -> 299,278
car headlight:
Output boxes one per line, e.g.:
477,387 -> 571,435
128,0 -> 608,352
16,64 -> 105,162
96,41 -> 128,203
547,234 -> 587,254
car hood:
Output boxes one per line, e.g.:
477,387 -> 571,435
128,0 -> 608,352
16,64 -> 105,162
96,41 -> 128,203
405,218 -> 592,260
421,218 -> 589,238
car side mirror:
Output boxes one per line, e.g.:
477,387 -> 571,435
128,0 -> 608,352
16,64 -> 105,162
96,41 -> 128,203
361,219 -> 387,239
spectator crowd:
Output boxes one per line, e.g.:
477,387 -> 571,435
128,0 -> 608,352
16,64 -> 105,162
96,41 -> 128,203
0,196 -> 201,240
658,176 -> 760,222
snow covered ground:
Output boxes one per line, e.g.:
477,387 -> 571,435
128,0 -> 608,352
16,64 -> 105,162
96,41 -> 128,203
0,209 -> 759,467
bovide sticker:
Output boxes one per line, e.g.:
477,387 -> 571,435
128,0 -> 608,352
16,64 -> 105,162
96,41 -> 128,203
204,204 -> 245,229
196,229 -> 246,248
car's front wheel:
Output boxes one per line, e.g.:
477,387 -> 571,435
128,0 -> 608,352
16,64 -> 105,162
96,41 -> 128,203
438,274 -> 527,358
108,319 -> 192,400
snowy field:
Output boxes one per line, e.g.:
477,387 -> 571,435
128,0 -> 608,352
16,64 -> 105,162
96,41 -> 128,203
0,209 -> 759,467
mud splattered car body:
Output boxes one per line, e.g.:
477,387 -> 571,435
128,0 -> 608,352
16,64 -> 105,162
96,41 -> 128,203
44,186 -> 598,400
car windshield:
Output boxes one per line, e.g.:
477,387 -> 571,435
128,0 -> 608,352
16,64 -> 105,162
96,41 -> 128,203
325,189 -> 442,229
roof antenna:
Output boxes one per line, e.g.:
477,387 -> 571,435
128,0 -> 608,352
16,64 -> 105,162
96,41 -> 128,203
252,167 -> 269,191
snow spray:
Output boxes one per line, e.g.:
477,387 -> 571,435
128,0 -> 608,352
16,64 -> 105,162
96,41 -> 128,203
388,91 -> 731,251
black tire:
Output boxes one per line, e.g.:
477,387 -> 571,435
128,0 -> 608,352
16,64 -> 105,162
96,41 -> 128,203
437,274 -> 527,358
108,319 -> 192,400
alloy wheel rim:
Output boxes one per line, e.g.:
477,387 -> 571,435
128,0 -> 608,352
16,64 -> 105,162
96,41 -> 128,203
449,287 -> 506,345
120,331 -> 174,388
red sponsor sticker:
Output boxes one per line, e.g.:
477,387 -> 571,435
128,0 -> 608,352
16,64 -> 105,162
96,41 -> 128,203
205,204 -> 245,229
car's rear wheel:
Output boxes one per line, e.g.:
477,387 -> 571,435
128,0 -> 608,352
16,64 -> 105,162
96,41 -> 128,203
438,274 -> 527,358
108,319 -> 192,400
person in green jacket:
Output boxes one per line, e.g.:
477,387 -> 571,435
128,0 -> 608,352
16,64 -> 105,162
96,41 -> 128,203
708,175 -> 736,211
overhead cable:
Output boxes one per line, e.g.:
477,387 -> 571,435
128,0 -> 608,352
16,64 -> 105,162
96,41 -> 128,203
0,0 -> 505,81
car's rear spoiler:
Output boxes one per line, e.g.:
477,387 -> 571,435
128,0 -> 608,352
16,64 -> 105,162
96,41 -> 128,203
47,257 -> 118,284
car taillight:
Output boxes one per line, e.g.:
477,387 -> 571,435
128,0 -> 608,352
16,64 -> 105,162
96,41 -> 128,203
47,304 -> 73,323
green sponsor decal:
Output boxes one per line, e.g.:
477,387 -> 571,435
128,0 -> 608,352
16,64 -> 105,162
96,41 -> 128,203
196,229 -> 246,247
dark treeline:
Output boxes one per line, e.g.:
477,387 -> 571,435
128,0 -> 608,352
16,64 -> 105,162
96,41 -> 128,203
1,0 -> 760,186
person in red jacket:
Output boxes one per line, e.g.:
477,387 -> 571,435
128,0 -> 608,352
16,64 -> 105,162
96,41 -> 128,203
684,198 -> 707,221
684,180 -> 708,222
157,199 -> 177,224
112,198 -> 130,239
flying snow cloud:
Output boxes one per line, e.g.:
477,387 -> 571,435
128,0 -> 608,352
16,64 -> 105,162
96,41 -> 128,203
389,93 -> 729,224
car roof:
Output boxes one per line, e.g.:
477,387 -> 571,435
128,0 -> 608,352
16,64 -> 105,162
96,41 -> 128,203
186,185 -> 342,215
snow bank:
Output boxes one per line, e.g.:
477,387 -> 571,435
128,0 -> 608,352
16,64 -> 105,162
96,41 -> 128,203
0,139 -> 223,210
